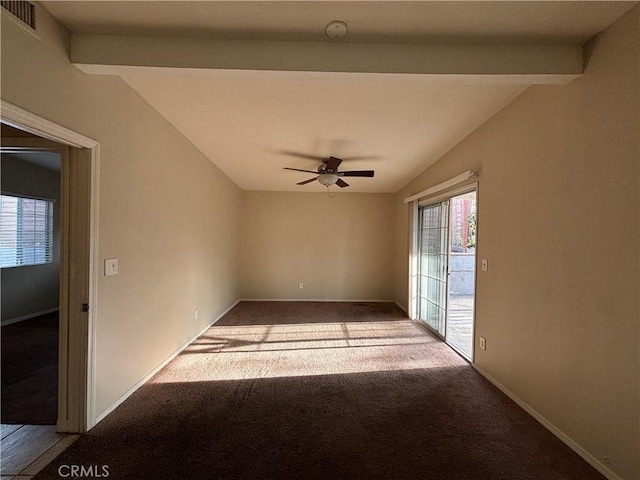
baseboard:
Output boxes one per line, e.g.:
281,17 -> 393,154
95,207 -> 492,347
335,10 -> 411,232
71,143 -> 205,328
94,299 -> 241,426
1,307 -> 59,326
239,298 -> 395,302
472,364 -> 622,480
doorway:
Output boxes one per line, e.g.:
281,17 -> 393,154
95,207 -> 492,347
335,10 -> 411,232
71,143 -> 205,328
417,189 -> 476,360
1,100 -> 99,433
1,134 -> 62,426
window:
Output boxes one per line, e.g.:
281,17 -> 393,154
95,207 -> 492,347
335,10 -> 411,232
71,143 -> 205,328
0,194 -> 53,268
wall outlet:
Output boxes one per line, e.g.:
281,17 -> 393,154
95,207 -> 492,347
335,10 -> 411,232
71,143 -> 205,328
481,259 -> 488,272
194,309 -> 199,320
104,258 -> 118,276
298,282 -> 304,289
479,336 -> 486,351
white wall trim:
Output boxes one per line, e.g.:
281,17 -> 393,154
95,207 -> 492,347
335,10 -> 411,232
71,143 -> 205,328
403,170 -> 477,204
94,299 -> 241,425
1,101 -> 98,149
1,308 -> 59,326
472,364 -> 622,480
86,144 -> 100,430
239,298 -> 395,303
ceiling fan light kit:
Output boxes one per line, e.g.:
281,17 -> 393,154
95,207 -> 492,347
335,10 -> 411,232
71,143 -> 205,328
317,173 -> 339,186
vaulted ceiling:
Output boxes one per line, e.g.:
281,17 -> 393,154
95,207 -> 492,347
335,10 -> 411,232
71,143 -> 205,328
42,1 -> 636,192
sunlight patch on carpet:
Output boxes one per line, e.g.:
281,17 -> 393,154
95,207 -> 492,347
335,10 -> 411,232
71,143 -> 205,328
150,320 -> 467,382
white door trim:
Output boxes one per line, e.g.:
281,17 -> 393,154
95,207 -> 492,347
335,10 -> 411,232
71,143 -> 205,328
407,200 -> 419,320
1,100 -> 100,431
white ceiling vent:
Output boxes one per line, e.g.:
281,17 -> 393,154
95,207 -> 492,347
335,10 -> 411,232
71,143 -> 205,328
1,1 -> 35,29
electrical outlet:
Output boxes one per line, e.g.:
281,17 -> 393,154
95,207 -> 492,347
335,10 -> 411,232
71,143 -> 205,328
479,336 -> 486,351
194,309 -> 199,320
104,258 -> 118,276
481,259 -> 488,272
298,282 -> 304,289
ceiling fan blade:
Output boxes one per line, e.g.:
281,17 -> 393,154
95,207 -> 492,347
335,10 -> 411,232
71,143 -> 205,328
297,177 -> 318,185
325,156 -> 343,171
284,167 -> 319,174
339,170 -> 375,177
336,178 -> 349,188
280,150 -> 325,161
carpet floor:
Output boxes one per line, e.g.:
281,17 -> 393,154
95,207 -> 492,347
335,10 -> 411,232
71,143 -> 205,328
1,312 -> 58,425
34,302 -> 603,479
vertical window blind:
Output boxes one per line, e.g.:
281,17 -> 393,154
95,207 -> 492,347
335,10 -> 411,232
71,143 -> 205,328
0,194 -> 53,268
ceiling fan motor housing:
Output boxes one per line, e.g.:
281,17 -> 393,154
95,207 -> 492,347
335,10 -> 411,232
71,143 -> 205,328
319,156 -> 341,174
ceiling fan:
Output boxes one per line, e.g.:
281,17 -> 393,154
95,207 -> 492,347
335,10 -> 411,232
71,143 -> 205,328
284,156 -> 375,188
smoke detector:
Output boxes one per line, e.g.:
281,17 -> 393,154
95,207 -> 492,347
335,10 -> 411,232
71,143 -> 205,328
325,20 -> 348,40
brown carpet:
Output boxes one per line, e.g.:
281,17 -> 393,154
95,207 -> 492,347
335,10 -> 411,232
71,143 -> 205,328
1,312 -> 58,425
34,302 -> 603,480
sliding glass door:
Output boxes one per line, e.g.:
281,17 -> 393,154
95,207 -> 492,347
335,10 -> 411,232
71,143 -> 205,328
416,189 -> 477,360
417,201 -> 449,337
445,191 -> 476,359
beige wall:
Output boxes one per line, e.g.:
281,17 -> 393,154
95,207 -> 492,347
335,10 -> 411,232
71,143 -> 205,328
240,191 -> 395,300
1,7 -> 242,416
395,7 -> 639,480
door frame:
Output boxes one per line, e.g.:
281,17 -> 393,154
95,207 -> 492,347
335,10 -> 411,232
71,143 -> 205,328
1,100 -> 100,432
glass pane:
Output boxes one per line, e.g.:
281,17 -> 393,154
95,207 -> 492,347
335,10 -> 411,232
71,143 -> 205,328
417,201 -> 449,336
447,191 -> 477,360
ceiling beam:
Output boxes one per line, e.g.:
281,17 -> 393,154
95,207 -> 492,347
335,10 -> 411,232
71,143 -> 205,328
70,33 -> 582,84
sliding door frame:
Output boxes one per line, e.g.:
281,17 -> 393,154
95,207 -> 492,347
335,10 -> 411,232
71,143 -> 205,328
408,182 -> 479,353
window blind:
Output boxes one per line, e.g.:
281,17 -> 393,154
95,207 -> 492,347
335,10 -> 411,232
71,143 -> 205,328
0,194 -> 53,268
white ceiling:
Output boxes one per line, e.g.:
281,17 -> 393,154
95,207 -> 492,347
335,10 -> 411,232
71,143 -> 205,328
41,1 -> 637,192
120,70 -> 526,192
42,1 -> 635,45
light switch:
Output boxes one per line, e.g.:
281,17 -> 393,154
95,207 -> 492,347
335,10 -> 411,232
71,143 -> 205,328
481,259 -> 488,272
105,258 -> 118,276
